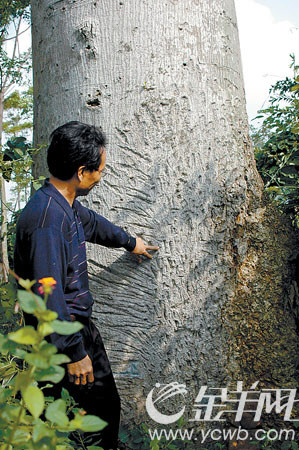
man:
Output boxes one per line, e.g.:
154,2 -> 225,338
14,121 -> 159,449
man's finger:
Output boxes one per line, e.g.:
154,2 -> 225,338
74,375 -> 81,385
143,251 -> 152,259
88,370 -> 95,384
145,245 -> 159,251
81,373 -> 87,385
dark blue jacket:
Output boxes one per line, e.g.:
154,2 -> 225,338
14,179 -> 136,362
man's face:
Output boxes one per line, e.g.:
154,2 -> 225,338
76,148 -> 106,197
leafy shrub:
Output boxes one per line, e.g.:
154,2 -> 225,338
252,55 -> 299,226
0,275 -> 106,449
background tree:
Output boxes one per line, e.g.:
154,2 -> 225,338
31,0 -> 299,442
252,54 -> 299,226
0,0 -> 31,281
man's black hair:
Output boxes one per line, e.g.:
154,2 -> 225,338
47,121 -> 106,180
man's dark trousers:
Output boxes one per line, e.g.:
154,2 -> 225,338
45,317 -> 120,450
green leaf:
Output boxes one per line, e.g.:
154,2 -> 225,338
45,399 -> 69,427
32,421 -> 55,443
17,290 -> 46,313
37,322 -> 54,337
150,442 -> 159,450
50,320 -> 83,335
140,423 -> 148,432
69,414 -> 107,432
9,428 -> 31,445
22,385 -> 45,419
14,147 -> 24,157
24,352 -> 49,369
35,309 -> 58,321
38,341 -> 57,357
18,278 -> 36,290
50,354 -> 70,365
60,388 -> 71,402
34,365 -> 65,384
33,182 -> 42,190
14,371 -> 32,393
0,387 -> 14,403
80,415 -> 107,432
9,326 -> 39,345
0,404 -> 22,421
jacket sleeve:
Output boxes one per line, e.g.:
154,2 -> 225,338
29,227 -> 87,362
75,201 -> 136,251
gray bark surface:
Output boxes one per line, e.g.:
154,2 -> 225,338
31,0 -> 299,429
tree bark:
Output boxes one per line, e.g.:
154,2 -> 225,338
31,0 -> 299,430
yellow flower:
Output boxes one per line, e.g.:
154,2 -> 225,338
232,442 -> 238,448
38,277 -> 57,295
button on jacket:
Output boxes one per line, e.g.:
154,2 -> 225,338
14,179 -> 136,362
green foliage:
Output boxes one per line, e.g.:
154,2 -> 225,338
0,1 -> 33,283
252,54 -> 299,226
1,138 -> 45,193
0,46 -> 31,91
0,0 -> 30,38
0,137 -> 45,269
6,209 -> 21,267
3,87 -> 33,136
0,274 -> 19,331
0,276 -> 106,449
2,136 -> 31,180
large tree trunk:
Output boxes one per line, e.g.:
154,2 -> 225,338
31,0 -> 299,437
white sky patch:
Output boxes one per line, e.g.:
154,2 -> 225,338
235,0 -> 299,121
4,19 -> 31,55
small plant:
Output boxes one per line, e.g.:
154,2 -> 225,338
0,274 -> 106,449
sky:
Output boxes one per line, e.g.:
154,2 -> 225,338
235,0 -> 299,121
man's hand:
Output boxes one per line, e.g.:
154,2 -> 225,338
67,354 -> 94,386
132,237 -> 159,262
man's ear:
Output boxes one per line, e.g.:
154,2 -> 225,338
77,166 -> 85,182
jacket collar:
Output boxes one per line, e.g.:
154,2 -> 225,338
41,178 -> 75,220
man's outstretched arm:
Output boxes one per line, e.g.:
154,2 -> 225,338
75,201 -> 159,257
